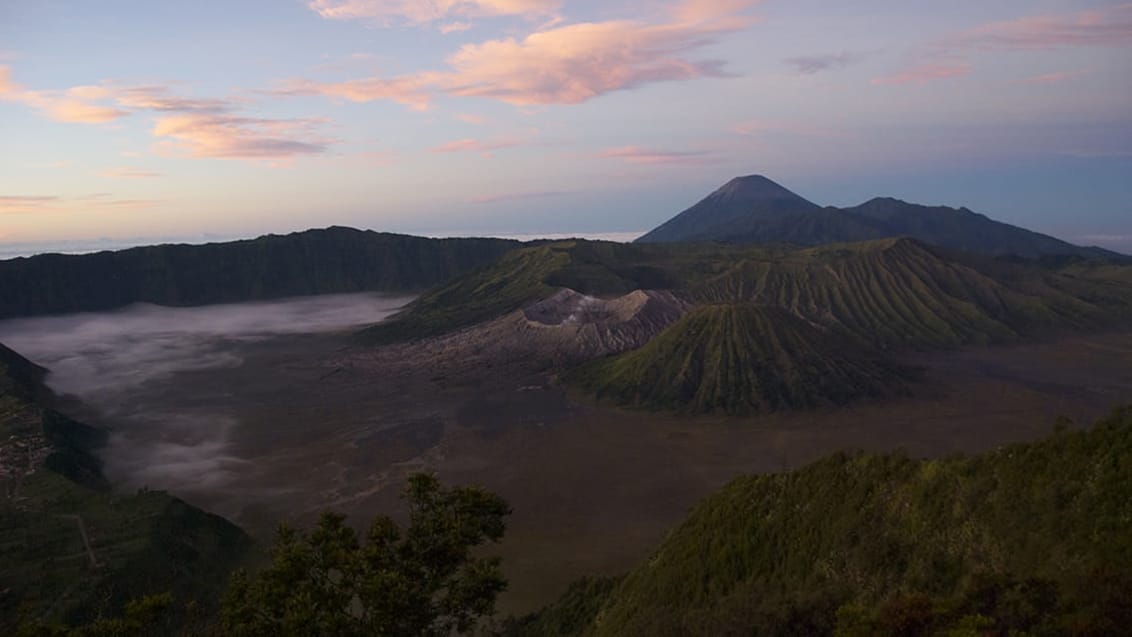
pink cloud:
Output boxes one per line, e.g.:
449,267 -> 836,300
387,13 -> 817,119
307,0 -> 560,27
1012,71 -> 1082,85
599,145 -> 714,165
430,137 -> 521,153
152,114 -> 333,160
455,112 -> 488,125
732,118 -> 847,138
440,21 -> 473,34
274,76 -> 435,111
872,62 -> 971,86
468,190 -> 570,204
100,166 -> 164,179
440,17 -> 742,105
0,67 -> 130,123
956,5 -> 1132,51
284,2 -> 754,108
0,194 -> 162,214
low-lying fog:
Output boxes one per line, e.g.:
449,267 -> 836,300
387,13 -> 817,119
0,293 -> 411,499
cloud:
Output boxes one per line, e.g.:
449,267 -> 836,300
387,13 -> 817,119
784,51 -> 860,74
306,0 -> 561,27
732,118 -> 848,138
114,86 -> 232,113
875,5 -> 1132,88
468,190 -> 570,204
440,21 -> 473,34
1,66 -> 336,161
273,75 -> 435,110
954,5 -> 1132,51
152,114 -> 333,159
1011,70 -> 1082,85
599,145 -> 714,165
100,166 -> 164,179
455,112 -> 488,125
0,195 -> 61,214
430,137 -> 521,153
0,194 -> 161,214
284,1 -> 756,108
872,61 -> 970,86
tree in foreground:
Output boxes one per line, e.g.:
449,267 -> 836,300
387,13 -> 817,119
220,473 -> 511,637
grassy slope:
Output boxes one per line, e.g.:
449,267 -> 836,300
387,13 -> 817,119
515,407 -> 1132,636
363,237 -> 1132,349
570,304 -> 902,415
0,343 -> 252,629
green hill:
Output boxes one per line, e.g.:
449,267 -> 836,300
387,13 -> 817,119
0,226 -> 520,319
366,238 -> 1132,353
570,304 -> 901,415
515,407 -> 1132,636
636,175 -> 1125,260
0,342 -> 252,630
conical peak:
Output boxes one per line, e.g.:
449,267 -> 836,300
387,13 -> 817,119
708,175 -> 812,205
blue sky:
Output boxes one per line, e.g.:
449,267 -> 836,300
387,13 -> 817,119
1,0 -> 1130,252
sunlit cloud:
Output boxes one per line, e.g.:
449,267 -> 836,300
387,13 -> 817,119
954,5 -> 1132,51
152,114 -> 333,160
784,51 -> 861,74
0,196 -> 61,214
306,0 -> 561,27
468,190 -> 570,204
273,75 -> 435,110
284,1 -> 756,108
440,21 -> 473,34
599,145 -> 714,165
0,193 -> 162,214
1,66 -> 336,162
0,67 -> 129,123
872,61 -> 970,86
877,5 -> 1132,89
1011,71 -> 1083,85
100,166 -> 164,179
732,118 -> 848,138
114,86 -> 232,113
455,112 -> 488,125
430,137 -> 521,153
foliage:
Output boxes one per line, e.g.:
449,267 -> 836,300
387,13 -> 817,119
1,341 -> 251,632
519,406 -> 1132,636
220,473 -> 511,637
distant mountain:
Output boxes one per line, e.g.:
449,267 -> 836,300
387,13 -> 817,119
0,340 -> 252,629
518,406 -> 1132,636
636,175 -> 1124,260
0,226 -> 520,319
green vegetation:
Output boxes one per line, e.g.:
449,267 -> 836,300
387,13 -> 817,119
1,342 -> 252,632
517,407 -> 1132,636
0,227 -> 519,319
571,304 -> 901,415
221,473 -> 511,636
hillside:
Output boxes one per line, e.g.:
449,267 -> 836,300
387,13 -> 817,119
636,175 -> 1123,260
515,407 -> 1132,636
0,341 -> 252,629
365,238 -> 1132,352
570,304 -> 901,415
0,226 -> 520,319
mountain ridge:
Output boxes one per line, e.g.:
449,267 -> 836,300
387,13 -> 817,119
637,175 -> 1126,260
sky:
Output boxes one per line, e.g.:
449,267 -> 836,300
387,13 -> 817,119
1,0 -> 1131,253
